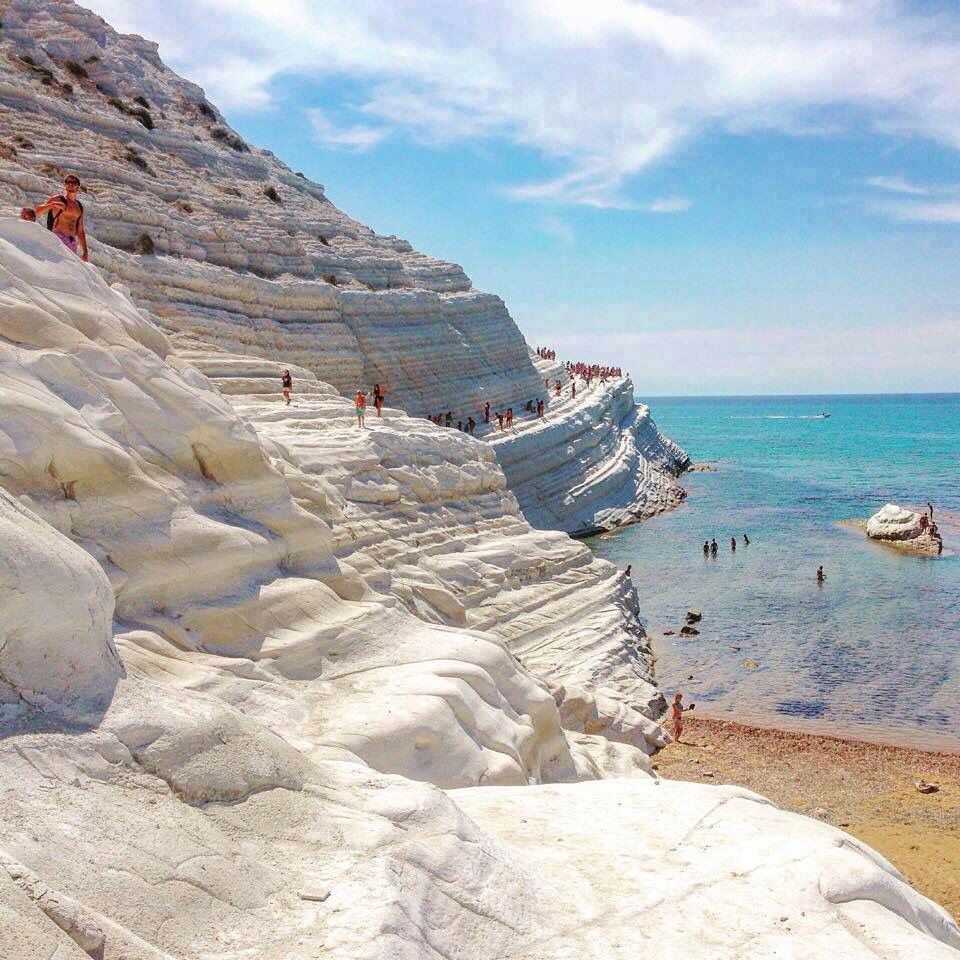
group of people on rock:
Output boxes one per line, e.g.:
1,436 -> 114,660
703,534 -> 750,557
920,502 -> 944,554
280,372 -> 389,426
18,173 -> 90,261
535,346 -> 556,360
353,384 -> 387,426
565,361 -> 622,384
428,410 -> 478,434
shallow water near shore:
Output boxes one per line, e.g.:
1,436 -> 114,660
588,393 -> 960,752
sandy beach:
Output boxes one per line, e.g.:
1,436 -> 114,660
654,716 -> 960,920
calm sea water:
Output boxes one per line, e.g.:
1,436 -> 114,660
588,394 -> 960,752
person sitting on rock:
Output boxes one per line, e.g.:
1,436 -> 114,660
355,390 -> 367,428
35,173 -> 88,261
280,369 -> 293,405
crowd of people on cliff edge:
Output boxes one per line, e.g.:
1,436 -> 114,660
18,173 -> 90,260
420,350 -> 627,438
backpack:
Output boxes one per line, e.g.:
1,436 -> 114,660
45,195 -> 83,232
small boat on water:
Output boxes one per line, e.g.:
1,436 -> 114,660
820,412 -> 830,418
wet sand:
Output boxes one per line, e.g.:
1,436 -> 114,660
654,716 -> 960,920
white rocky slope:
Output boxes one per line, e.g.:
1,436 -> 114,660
2,221 -> 959,960
0,0 -> 688,536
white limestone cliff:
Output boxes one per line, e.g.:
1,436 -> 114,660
0,4 -> 958,957
0,0 -> 687,536
1,221 -> 957,960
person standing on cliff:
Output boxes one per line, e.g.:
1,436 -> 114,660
35,174 -> 88,261
355,390 -> 367,428
280,369 -> 293,405
928,501 -> 934,520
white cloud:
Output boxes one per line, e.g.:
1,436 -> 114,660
883,202 -> 960,224
86,1 -> 960,208
648,196 -> 692,213
306,108 -> 388,150
865,176 -> 929,196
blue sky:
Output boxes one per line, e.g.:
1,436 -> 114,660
89,0 -> 960,395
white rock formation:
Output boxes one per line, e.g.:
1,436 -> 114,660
454,778 -> 960,959
866,503 -> 923,541
0,0 -> 688,536
0,7 -> 957,958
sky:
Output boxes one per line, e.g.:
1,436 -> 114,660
86,0 -> 960,396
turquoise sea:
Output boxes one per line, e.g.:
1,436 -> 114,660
588,394 -> 960,752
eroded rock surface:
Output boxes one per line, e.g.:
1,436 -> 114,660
0,6 -> 958,958
866,503 -> 923,541
0,0 -> 687,535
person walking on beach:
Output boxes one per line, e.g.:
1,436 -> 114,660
703,540 -> 709,557
280,369 -> 293,405
35,174 -> 88,261
671,692 -> 694,744
710,538 -> 718,557
816,565 -> 825,584
355,390 -> 367,428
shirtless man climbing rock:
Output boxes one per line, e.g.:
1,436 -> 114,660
36,174 -> 88,261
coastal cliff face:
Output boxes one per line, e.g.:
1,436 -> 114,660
0,4 -> 958,959
0,0 -> 687,537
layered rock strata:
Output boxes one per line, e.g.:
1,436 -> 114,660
0,0 -> 687,535
0,5 -> 958,957
2,221 -> 958,960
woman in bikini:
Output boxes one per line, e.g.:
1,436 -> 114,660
671,692 -> 695,743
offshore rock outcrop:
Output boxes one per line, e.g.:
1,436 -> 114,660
0,0 -> 687,536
